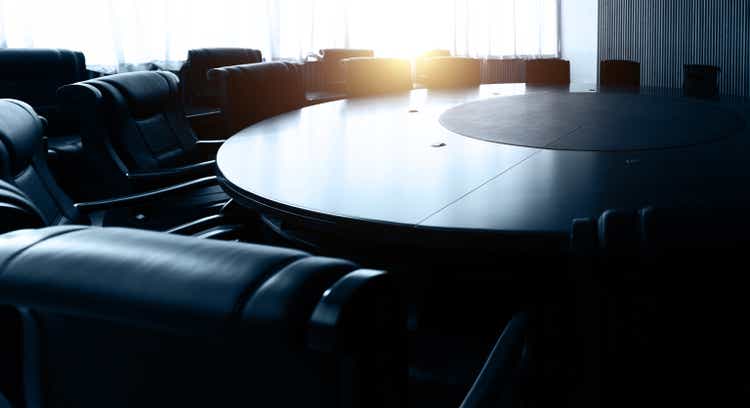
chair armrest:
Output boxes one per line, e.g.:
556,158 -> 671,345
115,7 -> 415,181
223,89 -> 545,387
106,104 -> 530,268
165,213 -> 227,235
308,269 -> 407,408
195,139 -> 226,156
126,160 -> 216,184
38,116 -> 49,132
459,312 -> 529,408
308,269 -> 402,353
186,110 -> 222,120
74,176 -> 217,213
187,110 -> 226,140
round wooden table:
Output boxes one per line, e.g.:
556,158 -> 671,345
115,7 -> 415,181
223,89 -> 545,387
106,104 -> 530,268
216,84 -> 750,250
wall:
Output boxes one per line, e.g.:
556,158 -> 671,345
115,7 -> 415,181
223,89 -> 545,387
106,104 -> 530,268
598,0 -> 750,96
561,0 -> 599,84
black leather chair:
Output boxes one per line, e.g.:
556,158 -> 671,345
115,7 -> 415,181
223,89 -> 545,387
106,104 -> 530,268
421,57 -> 481,89
458,313 -> 529,408
683,64 -> 721,99
525,59 -> 570,86
0,226 -> 404,408
0,48 -> 87,144
0,49 -> 90,185
342,58 -> 413,97
0,180 -> 40,406
415,49 -> 452,84
179,48 -> 263,114
0,98 -> 245,237
570,207 -> 750,407
178,48 -> 264,139
319,48 -> 375,93
599,60 -> 640,88
208,61 -> 306,136
58,71 -> 227,200
0,180 -> 45,234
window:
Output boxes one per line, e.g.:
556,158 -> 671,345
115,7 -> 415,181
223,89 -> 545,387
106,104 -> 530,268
0,0 -> 559,71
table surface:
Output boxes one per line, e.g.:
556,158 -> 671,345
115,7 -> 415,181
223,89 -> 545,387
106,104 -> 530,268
217,83 -> 750,238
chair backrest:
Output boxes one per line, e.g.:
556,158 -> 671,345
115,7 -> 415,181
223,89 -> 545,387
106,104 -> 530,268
600,60 -> 640,88
59,72 -> 200,181
0,49 -> 87,136
208,62 -> 306,136
415,49 -> 451,82
525,59 -> 570,85
0,99 -> 83,226
683,64 -> 721,99
320,48 -> 375,92
180,48 -> 263,109
343,58 -> 412,97
574,207 -> 750,406
0,180 -> 46,233
0,226 -> 403,408
421,57 -> 481,89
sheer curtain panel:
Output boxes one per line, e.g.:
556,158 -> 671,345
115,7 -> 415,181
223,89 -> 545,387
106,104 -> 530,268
0,0 -> 559,71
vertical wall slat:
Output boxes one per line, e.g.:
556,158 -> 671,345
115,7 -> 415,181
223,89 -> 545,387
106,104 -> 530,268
598,0 -> 750,97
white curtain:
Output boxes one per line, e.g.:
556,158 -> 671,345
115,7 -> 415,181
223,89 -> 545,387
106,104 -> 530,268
0,0 -> 559,72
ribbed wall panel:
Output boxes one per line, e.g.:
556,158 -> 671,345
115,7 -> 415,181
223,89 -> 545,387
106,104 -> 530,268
481,59 -> 527,83
599,0 -> 750,97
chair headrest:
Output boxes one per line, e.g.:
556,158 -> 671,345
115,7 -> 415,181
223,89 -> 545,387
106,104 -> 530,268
0,226 -> 361,338
186,48 -> 263,71
0,48 -> 86,81
527,58 -> 569,67
597,209 -> 640,253
208,61 -> 290,78
342,58 -> 412,96
0,99 -> 44,176
419,49 -> 451,58
208,62 -> 295,93
95,71 -> 179,119
320,49 -> 374,61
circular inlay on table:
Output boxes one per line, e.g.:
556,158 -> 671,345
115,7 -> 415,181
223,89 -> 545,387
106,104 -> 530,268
439,92 -> 746,151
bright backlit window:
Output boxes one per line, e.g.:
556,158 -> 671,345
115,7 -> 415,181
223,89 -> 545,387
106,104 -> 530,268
0,0 -> 559,71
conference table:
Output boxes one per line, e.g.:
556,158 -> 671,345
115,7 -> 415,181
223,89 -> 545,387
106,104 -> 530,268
216,83 -> 750,253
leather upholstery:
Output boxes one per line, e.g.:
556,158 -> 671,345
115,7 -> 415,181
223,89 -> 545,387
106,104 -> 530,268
0,99 -> 39,176
319,48 -> 374,92
320,48 -> 375,62
525,59 -> 571,85
0,226 -> 398,407
683,64 -> 721,99
343,58 -> 412,96
58,71 -> 226,199
572,206 -> 750,407
596,209 -> 640,255
579,206 -> 750,253
208,62 -> 306,136
66,71 -> 199,169
179,48 -> 263,110
415,49 -> 451,83
0,48 -> 89,199
0,180 -> 45,233
0,98 -> 225,232
0,99 -> 84,225
421,57 -> 481,89
600,60 -> 640,88
0,49 -> 86,135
